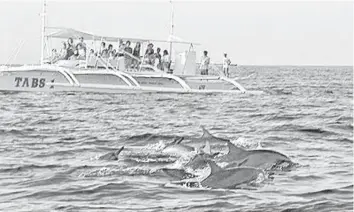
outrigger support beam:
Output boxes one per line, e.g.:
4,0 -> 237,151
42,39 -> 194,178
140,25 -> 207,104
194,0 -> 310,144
220,77 -> 247,93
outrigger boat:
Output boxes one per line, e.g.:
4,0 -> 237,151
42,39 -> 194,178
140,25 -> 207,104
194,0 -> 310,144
0,2 -> 263,94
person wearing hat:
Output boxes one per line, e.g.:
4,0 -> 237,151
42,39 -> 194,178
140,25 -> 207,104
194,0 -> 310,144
222,53 -> 231,77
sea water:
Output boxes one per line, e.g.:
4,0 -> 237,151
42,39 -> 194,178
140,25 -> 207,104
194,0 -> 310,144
0,66 -> 352,211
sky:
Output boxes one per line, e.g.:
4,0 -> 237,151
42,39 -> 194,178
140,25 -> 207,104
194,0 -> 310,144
0,0 -> 352,66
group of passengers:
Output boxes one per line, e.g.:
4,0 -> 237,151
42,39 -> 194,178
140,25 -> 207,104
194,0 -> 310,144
50,37 -> 171,72
94,40 -> 171,71
51,37 -> 87,63
142,43 -> 171,71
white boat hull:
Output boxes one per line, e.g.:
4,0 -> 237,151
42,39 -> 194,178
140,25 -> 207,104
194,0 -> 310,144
0,65 -> 263,94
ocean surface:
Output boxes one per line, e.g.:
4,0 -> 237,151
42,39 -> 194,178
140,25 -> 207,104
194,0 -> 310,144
0,66 -> 352,212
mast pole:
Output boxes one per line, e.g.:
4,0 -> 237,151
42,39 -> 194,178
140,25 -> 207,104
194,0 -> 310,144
40,0 -> 47,65
169,0 -> 174,63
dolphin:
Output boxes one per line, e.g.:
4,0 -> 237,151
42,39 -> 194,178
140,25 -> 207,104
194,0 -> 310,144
158,168 -> 197,181
184,141 -> 222,170
127,133 -> 183,142
99,146 -> 125,160
201,160 -> 264,189
162,137 -> 196,156
162,137 -> 214,157
218,141 -> 292,170
191,126 -> 230,146
170,126 -> 229,155
158,141 -> 215,180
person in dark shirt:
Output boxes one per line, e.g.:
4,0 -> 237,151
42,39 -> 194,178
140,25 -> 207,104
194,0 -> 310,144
132,42 -> 141,68
124,41 -> 133,68
133,42 -> 141,57
107,44 -> 113,55
99,42 -> 107,56
124,41 -> 133,54
145,43 -> 154,56
145,43 -> 155,65
65,37 -> 75,60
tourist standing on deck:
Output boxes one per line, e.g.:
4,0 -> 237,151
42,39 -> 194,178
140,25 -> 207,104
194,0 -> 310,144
50,49 -> 59,63
124,41 -> 133,69
144,43 -> 155,65
155,48 -> 162,70
99,42 -> 107,57
76,37 -> 87,52
59,42 -> 67,60
200,50 -> 210,75
222,53 -> 231,77
65,38 -> 75,60
117,43 -> 126,70
162,50 -> 170,73
77,45 -> 86,60
132,42 -> 141,68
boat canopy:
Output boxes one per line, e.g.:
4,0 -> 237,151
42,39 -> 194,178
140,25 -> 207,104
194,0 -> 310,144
46,27 -> 200,45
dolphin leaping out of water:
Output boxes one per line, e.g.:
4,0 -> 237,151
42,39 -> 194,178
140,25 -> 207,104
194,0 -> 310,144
200,159 -> 264,189
99,146 -> 125,160
219,141 -> 292,170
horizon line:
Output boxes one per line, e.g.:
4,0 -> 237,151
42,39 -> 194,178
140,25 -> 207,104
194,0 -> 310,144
1,63 -> 353,67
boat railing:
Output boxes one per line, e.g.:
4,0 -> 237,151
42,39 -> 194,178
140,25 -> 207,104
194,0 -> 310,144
95,56 -> 141,87
88,53 -> 245,92
198,63 -> 247,92
44,47 -> 248,93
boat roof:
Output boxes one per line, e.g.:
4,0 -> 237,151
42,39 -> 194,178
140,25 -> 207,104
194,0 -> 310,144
46,27 -> 200,45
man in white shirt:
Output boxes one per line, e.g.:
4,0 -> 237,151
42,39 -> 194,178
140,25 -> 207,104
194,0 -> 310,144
200,50 -> 210,75
222,53 -> 231,77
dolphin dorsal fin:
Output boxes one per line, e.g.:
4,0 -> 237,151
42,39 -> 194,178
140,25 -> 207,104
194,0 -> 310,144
114,146 -> 124,158
207,160 -> 223,174
237,157 -> 249,166
227,141 -> 246,155
201,140 -> 211,155
171,137 -> 180,145
201,126 -> 213,138
176,137 -> 184,145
